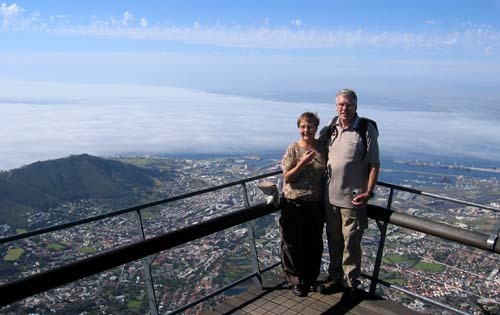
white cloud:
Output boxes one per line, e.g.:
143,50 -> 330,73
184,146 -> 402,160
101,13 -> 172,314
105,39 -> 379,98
425,19 -> 439,25
45,23 -> 500,55
484,46 -> 494,55
0,3 -> 20,18
0,2 -> 22,28
355,105 -> 500,164
0,82 -> 328,170
1,3 -> 499,55
49,14 -> 69,26
122,11 -> 133,26
1,81 -> 499,171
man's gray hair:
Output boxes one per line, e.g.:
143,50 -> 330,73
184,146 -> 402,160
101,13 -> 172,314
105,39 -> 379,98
336,88 -> 357,105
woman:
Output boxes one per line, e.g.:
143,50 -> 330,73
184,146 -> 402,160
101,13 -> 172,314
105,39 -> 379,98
280,112 -> 326,296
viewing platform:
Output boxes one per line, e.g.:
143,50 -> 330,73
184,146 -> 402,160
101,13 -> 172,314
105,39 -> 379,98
203,278 -> 424,315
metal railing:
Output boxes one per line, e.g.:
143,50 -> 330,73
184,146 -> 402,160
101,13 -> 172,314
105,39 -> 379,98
0,170 -> 282,245
367,181 -> 500,315
1,172 -> 499,314
365,204 -> 499,315
0,170 -> 282,314
0,201 -> 278,308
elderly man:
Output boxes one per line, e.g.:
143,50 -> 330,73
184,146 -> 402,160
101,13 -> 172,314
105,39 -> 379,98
318,88 -> 380,299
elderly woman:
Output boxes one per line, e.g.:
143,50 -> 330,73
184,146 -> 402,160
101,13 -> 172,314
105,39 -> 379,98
280,112 -> 326,296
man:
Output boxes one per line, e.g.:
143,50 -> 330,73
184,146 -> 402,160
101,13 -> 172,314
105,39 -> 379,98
318,88 -> 380,298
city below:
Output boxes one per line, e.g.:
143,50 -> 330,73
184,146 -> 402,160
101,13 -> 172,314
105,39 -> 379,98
0,153 -> 499,315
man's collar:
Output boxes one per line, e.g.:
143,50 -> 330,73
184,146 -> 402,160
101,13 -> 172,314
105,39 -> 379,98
336,114 -> 359,129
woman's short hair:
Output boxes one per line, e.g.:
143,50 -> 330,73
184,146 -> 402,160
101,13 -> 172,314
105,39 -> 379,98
297,112 -> 320,128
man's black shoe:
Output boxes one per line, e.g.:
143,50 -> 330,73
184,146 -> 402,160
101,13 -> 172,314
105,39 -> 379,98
291,284 -> 307,297
317,279 -> 344,295
342,286 -> 359,301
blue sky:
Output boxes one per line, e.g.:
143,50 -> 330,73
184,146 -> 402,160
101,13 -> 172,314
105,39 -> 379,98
1,1 -> 500,170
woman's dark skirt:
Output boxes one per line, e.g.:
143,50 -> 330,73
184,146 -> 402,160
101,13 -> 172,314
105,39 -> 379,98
279,198 -> 324,286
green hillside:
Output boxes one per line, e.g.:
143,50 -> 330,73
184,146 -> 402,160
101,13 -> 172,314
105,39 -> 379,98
0,154 -> 173,228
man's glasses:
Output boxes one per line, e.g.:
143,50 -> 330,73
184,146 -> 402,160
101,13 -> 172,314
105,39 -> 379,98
337,102 -> 355,107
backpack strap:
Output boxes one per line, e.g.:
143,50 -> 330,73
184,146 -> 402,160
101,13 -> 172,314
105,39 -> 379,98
357,117 -> 378,153
318,116 -> 338,143
330,116 -> 338,138
321,116 -> 377,153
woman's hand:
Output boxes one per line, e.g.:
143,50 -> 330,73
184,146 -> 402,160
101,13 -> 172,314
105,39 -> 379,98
300,149 -> 315,164
283,149 -> 315,183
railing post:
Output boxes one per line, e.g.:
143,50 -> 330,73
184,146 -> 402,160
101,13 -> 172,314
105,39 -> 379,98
134,210 -> 159,315
369,187 -> 394,295
386,187 -> 394,211
241,183 -> 263,288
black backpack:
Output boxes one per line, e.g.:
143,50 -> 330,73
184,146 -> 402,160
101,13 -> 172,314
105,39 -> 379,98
320,116 -> 378,153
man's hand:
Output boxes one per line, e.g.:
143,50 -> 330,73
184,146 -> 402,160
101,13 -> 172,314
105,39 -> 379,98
352,192 -> 370,206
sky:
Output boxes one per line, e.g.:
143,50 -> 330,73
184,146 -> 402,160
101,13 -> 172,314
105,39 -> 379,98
1,1 -> 500,170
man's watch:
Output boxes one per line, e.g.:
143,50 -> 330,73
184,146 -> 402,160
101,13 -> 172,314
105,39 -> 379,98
368,191 -> 375,199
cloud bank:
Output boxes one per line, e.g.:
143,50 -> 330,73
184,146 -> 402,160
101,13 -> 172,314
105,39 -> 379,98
1,82 -> 499,171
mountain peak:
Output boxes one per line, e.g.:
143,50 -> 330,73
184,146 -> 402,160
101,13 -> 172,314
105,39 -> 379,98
0,154 -> 167,228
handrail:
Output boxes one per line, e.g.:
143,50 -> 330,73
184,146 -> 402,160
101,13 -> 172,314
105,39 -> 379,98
2,173 -> 497,246
376,181 -> 500,212
0,201 -> 277,306
368,205 -> 500,254
0,170 -> 282,244
367,202 -> 499,315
